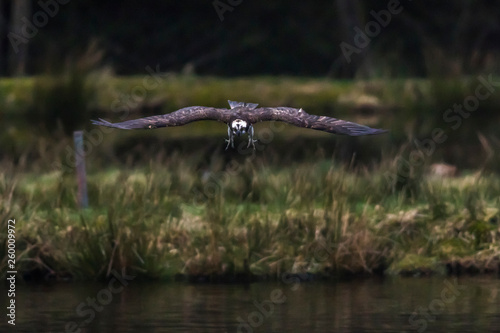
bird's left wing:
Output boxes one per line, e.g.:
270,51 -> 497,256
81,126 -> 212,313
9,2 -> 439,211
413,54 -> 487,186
246,107 -> 387,136
92,106 -> 233,129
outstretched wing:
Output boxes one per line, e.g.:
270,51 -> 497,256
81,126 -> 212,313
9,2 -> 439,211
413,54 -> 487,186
246,107 -> 387,136
92,106 -> 233,129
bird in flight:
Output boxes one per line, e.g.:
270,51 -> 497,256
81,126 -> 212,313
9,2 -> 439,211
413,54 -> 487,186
92,100 -> 387,149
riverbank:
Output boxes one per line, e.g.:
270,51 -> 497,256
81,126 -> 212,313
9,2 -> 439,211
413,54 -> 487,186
2,155 -> 499,282
2,73 -> 500,281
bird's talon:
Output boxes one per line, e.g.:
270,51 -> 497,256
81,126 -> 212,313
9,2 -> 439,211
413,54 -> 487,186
247,139 -> 258,150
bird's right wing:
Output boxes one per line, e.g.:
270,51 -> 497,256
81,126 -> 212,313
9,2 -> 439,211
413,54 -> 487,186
247,107 -> 387,136
92,106 -> 233,130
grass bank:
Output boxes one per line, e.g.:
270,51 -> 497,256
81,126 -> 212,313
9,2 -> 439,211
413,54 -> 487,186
3,72 -> 500,171
2,71 -> 500,282
2,154 -> 499,282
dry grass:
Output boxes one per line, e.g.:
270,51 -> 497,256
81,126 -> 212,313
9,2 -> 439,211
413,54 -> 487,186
1,150 -> 500,281
2,72 -> 500,281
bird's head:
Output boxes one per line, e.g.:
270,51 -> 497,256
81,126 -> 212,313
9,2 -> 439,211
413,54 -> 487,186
230,119 -> 249,137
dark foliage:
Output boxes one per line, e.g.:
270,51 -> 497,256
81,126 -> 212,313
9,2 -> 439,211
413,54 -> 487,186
2,0 -> 499,77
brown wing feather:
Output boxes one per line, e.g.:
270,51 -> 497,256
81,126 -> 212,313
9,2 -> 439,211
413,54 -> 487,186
246,107 -> 387,136
91,106 -> 233,129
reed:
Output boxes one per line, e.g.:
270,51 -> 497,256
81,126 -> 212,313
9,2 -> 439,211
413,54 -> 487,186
2,151 -> 499,282
2,73 -> 500,281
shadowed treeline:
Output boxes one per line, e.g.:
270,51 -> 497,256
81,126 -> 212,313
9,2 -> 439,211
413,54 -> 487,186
0,0 -> 499,77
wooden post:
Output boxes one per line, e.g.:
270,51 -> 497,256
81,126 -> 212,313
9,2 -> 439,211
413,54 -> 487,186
74,131 -> 89,209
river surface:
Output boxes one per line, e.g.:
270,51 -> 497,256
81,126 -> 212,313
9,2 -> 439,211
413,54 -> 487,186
2,276 -> 499,332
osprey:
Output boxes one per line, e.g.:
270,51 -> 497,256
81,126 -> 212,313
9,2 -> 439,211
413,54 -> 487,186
92,100 -> 387,149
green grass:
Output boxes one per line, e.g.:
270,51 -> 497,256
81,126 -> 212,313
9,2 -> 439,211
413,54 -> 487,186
2,68 -> 500,281
4,72 -> 500,173
1,153 -> 499,281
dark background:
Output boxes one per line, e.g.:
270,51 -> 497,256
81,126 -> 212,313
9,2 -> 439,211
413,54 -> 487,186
1,0 -> 500,78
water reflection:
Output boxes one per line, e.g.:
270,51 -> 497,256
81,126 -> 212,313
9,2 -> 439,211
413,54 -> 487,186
2,276 -> 499,332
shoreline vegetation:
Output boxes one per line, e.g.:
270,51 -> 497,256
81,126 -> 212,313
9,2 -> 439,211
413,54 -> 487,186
2,158 -> 500,282
1,73 -> 500,282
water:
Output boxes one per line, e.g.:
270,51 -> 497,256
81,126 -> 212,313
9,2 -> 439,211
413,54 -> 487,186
2,276 -> 499,332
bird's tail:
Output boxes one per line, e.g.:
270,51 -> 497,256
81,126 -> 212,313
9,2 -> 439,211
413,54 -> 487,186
228,100 -> 259,109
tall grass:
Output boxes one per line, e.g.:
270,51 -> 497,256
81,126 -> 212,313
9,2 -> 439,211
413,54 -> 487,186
2,73 -> 500,281
2,151 -> 499,282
